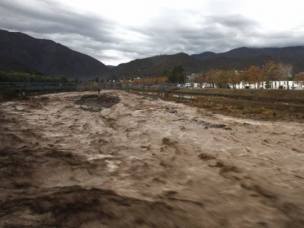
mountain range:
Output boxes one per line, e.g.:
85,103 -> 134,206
1,29 -> 304,79
108,53 -> 200,78
0,29 -> 109,78
109,46 -> 304,78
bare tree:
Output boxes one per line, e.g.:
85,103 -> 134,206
262,61 -> 278,89
277,63 -> 293,89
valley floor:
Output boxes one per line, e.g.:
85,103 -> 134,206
0,91 -> 304,228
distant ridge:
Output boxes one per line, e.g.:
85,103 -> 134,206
192,46 -> 304,60
108,46 -> 304,78
0,29 -> 109,78
108,53 -> 201,78
191,46 -> 304,73
191,51 -> 216,60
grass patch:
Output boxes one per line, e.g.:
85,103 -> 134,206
176,95 -> 304,122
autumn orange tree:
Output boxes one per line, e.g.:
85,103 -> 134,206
155,76 -> 168,84
247,66 -> 262,88
228,70 -> 243,88
239,69 -> 249,84
121,79 -> 129,84
145,77 -> 157,84
205,70 -> 242,88
205,69 -> 220,88
234,70 -> 246,86
217,71 -> 229,88
294,73 -> 304,86
131,76 -> 168,84
133,78 -> 143,84
194,76 -> 205,84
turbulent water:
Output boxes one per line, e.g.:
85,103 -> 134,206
0,91 -> 304,228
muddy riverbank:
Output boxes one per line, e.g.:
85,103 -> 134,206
131,88 -> 304,122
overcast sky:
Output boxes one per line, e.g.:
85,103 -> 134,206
1,0 -> 304,65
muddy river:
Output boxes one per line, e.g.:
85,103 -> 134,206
0,91 -> 303,228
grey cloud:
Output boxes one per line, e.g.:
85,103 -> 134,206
1,0 -> 304,65
0,0 -> 118,43
246,31 -> 304,49
128,14 -> 261,57
0,0 -> 131,64
206,15 -> 258,30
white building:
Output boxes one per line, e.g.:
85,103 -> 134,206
234,81 -> 303,90
189,81 -> 303,90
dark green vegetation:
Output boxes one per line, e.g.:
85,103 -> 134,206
166,65 -> 186,83
0,30 -> 109,78
0,71 -> 76,100
0,59 -> 42,75
0,85 -> 17,100
0,71 -> 73,83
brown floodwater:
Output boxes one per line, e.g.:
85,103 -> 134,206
0,91 -> 303,228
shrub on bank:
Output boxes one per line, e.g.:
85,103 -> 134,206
0,85 -> 18,99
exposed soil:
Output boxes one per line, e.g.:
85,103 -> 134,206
156,89 -> 304,122
130,88 -> 304,121
1,91 -> 304,228
186,95 -> 304,122
177,88 -> 304,104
